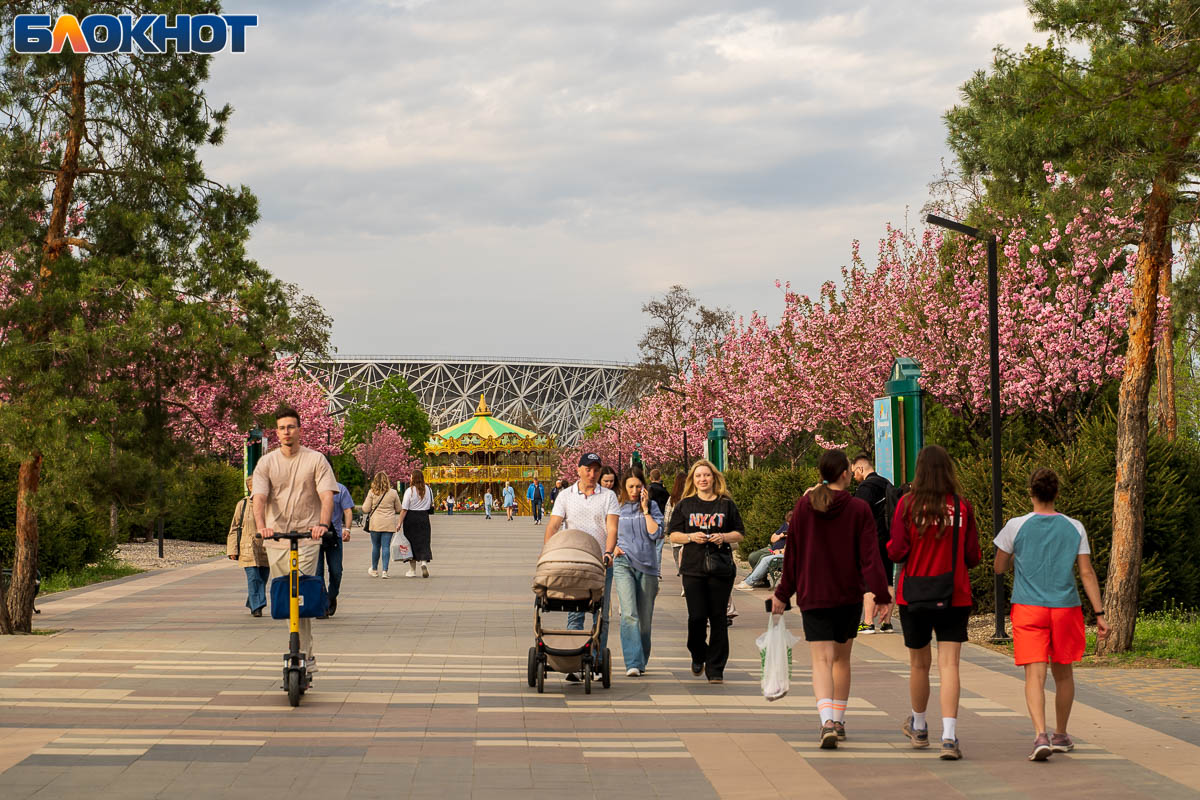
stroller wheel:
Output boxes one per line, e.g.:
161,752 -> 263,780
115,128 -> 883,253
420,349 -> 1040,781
527,647 -> 538,688
583,666 -> 592,695
535,660 -> 545,694
601,648 -> 611,689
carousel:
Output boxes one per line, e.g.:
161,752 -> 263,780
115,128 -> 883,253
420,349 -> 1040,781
423,395 -> 557,515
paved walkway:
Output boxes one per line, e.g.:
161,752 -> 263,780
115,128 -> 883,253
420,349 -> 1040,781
1,516 -> 1198,799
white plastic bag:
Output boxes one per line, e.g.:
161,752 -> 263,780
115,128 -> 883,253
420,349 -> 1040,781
390,532 -> 412,562
757,614 -> 799,702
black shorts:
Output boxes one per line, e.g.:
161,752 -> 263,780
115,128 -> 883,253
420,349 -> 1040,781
898,605 -> 970,649
801,603 -> 864,643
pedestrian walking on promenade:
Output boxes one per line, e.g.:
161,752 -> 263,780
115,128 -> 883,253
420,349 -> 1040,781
503,481 -> 516,521
317,480 -> 355,617
852,454 -> 898,634
253,405 -> 338,673
665,473 -> 686,588
528,478 -> 545,525
772,449 -> 891,749
647,469 -> 671,520
599,465 -> 617,491
549,478 -> 562,507
668,459 -> 744,684
362,471 -> 401,578
397,469 -> 435,578
545,452 -> 620,681
484,487 -> 493,520
613,470 -> 665,676
887,445 -> 981,761
993,467 -> 1108,762
227,475 -> 269,617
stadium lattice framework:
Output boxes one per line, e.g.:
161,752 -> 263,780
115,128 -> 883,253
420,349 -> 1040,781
299,355 -> 633,445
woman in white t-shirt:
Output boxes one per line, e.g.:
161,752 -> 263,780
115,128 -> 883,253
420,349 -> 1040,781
396,469 -> 434,578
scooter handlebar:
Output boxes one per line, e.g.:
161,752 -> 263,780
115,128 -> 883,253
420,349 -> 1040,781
272,531 -> 314,541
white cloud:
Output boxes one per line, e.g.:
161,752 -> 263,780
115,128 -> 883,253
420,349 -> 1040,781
202,1 -> 1041,360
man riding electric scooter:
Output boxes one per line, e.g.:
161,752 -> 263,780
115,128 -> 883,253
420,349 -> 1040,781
253,405 -> 338,703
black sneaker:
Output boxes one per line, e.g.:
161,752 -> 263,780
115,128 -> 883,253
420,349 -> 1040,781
250,607 -> 263,618
879,622 -> 894,633
691,662 -> 704,676
326,597 -> 337,617
858,622 -> 876,635
565,672 -> 581,683
819,723 -> 838,750
833,721 -> 846,741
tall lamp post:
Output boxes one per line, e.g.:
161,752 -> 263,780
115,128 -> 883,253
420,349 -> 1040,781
925,214 -> 1010,643
656,385 -> 688,466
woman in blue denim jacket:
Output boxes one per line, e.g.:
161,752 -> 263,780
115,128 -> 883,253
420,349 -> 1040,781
613,470 -> 665,677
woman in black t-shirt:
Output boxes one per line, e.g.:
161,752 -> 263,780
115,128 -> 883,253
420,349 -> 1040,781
667,459 -> 744,683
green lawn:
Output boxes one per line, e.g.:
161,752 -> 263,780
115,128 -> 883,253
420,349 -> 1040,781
1084,606 -> 1200,667
39,558 -> 144,595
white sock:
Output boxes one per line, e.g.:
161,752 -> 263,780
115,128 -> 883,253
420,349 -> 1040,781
832,698 -> 848,723
912,710 -> 927,730
817,698 -> 835,724
942,717 -> 957,742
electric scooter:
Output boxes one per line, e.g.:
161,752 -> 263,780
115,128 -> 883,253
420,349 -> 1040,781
275,531 -> 315,707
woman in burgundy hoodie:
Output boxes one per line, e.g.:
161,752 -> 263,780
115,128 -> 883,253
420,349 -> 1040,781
773,449 -> 891,750
886,445 -> 981,762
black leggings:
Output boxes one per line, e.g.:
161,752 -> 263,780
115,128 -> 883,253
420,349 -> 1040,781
681,573 -> 734,678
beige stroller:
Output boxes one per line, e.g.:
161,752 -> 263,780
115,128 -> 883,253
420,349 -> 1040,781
528,529 -> 611,694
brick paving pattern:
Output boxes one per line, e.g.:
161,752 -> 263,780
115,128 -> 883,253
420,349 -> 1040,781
1,515 -> 1198,798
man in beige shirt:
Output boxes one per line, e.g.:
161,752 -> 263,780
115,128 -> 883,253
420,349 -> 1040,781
252,405 -> 338,669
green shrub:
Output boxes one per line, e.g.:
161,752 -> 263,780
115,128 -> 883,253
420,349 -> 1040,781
956,411 -> 1200,614
163,461 -> 245,543
726,467 -> 818,558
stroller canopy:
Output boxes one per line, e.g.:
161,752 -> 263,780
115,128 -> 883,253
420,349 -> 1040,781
532,529 -> 605,602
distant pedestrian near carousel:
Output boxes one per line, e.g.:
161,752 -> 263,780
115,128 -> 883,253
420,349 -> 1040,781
362,472 -> 401,579
484,487 -> 494,520
503,481 -> 516,521
528,478 -> 545,525
397,469 -> 434,578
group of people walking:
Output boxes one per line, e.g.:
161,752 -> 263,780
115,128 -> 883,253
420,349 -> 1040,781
231,405 -> 1105,765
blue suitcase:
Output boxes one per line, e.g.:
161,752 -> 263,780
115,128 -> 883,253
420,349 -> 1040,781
269,574 -> 328,619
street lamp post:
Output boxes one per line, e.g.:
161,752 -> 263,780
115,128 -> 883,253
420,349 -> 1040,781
602,423 -> 622,470
925,214 -> 1010,643
656,385 -> 688,466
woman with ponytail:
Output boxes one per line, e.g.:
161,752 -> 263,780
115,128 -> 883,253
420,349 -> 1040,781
772,449 -> 891,750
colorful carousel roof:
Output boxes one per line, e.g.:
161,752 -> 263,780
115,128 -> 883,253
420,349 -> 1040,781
425,395 -> 555,454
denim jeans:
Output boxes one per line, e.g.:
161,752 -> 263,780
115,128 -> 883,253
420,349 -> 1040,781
243,566 -> 269,612
568,565 -> 613,664
745,552 -> 783,586
317,538 -> 343,600
612,556 -> 659,672
370,531 -> 394,571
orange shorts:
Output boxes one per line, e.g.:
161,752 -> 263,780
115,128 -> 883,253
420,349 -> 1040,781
1011,604 -> 1085,665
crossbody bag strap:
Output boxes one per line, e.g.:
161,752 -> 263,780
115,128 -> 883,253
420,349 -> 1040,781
950,495 -> 960,574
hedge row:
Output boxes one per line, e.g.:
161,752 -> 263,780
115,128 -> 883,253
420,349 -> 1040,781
722,412 -> 1200,614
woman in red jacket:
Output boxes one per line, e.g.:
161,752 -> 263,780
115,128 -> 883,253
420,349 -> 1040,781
887,445 -> 981,762
773,449 -> 891,750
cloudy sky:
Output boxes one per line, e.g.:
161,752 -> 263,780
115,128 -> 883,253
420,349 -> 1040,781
202,1 -> 1044,362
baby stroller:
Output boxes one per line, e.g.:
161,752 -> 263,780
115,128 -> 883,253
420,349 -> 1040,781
528,529 -> 612,694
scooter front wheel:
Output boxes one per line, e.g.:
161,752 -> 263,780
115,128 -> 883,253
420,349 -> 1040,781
286,670 -> 302,707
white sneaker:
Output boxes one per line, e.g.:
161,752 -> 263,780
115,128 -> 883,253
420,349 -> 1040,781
405,567 -> 416,578
380,571 -> 388,579
734,581 -> 754,590
420,562 -> 429,578
626,668 -> 642,677
367,568 -> 378,577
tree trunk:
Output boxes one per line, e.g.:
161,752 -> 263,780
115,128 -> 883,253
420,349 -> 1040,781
7,456 -> 42,633
1155,238 -> 1177,442
1101,176 -> 1174,654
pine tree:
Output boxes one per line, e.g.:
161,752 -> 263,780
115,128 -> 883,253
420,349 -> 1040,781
0,2 -> 322,632
944,0 -> 1200,651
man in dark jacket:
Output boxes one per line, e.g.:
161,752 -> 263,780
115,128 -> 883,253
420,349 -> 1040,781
647,469 -> 671,517
853,454 -> 895,634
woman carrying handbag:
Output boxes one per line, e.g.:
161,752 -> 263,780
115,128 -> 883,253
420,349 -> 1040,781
362,471 -> 402,578
887,445 -> 981,761
667,459 -> 744,684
